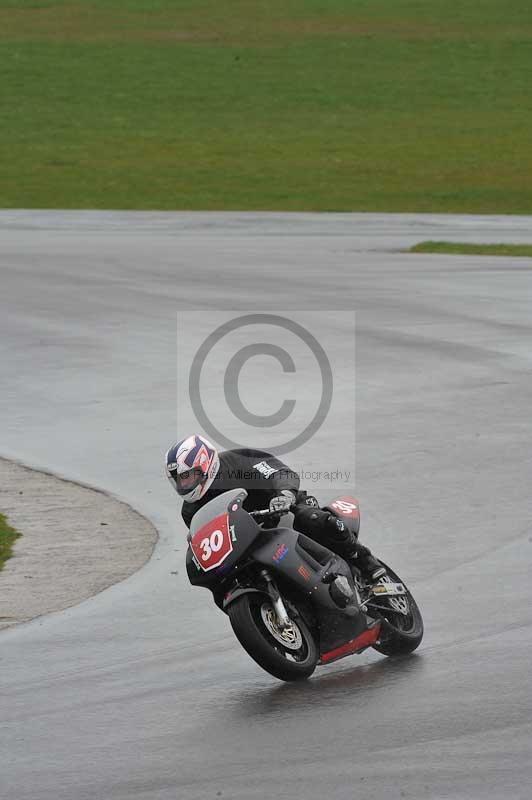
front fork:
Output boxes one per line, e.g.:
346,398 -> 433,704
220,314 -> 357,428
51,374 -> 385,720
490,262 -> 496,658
261,569 -> 292,630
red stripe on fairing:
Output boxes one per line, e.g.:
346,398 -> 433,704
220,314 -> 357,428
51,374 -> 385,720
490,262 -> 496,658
320,624 -> 381,664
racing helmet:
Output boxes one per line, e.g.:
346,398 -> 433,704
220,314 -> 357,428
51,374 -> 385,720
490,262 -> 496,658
165,434 -> 220,502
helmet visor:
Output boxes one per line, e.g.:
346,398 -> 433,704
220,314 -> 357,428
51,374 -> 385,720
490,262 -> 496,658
174,467 -> 205,497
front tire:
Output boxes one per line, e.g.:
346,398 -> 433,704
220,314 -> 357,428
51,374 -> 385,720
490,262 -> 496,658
228,593 -> 318,681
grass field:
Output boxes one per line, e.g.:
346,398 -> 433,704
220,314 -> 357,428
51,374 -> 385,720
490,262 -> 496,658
411,242 -> 532,257
1,1 -> 531,211
0,513 -> 20,573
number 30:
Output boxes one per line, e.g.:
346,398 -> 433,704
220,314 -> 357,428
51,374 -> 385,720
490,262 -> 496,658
199,530 -> 224,560
333,500 -> 357,514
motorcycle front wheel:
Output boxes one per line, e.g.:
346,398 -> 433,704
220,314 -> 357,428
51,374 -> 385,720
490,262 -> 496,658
228,593 -> 318,682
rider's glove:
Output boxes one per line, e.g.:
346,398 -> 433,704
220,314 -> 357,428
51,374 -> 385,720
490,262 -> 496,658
269,490 -> 296,514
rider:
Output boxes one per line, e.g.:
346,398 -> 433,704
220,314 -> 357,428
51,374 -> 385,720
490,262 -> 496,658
165,433 -> 386,584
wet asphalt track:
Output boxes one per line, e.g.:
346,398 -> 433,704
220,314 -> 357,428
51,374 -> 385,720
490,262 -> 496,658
1,212 -> 531,800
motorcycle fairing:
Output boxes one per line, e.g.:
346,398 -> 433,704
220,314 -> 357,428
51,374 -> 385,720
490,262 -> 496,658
251,530 -> 371,655
319,622 -> 381,665
186,504 -> 264,589
325,494 -> 360,537
189,512 -> 233,572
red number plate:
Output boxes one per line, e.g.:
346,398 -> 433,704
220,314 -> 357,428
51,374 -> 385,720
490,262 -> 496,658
329,496 -> 360,518
190,513 -> 233,572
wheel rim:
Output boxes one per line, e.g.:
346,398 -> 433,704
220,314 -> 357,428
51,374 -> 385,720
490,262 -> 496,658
377,576 -> 416,633
380,575 -> 410,615
260,603 -> 303,651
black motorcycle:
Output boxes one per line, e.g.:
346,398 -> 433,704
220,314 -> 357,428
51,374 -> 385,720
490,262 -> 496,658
186,488 -> 423,682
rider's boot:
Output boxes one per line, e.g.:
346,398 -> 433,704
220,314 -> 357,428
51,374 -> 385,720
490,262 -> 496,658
345,541 -> 387,584
292,504 -> 386,584
321,513 -> 386,584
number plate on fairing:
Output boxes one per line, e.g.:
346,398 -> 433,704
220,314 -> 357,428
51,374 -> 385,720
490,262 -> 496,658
329,495 -> 360,521
190,513 -> 233,572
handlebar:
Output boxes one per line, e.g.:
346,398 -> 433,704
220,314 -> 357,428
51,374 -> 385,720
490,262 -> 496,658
249,505 -> 296,520
249,508 -> 278,518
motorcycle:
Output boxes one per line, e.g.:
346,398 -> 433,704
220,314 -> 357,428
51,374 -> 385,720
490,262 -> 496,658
186,488 -> 423,681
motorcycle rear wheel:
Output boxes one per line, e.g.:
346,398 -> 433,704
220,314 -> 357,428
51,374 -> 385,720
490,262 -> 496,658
371,565 -> 424,656
228,593 -> 318,682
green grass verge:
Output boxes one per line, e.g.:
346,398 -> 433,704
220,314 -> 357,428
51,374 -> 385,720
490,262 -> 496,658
410,241 -> 532,257
1,1 -> 532,211
0,513 -> 21,573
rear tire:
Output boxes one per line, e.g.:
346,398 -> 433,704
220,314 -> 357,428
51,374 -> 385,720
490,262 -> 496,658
228,593 -> 318,681
371,565 -> 423,656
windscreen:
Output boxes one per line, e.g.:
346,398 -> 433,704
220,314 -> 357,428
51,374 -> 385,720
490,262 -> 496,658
188,489 -> 248,537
